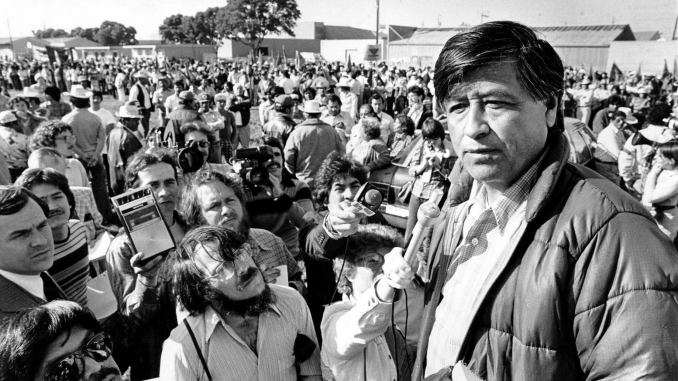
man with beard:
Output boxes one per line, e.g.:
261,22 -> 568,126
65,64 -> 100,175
0,301 -> 123,381
106,150 -> 186,381
181,168 -> 305,292
160,226 -> 322,381
15,169 -> 89,308
0,186 -> 68,324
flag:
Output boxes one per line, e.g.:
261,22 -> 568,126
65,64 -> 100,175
295,51 -> 305,69
674,58 -> 677,80
257,50 -> 263,67
588,66 -> 594,82
609,62 -> 624,83
346,54 -> 352,72
282,45 -> 287,67
636,63 -> 642,80
662,59 -> 671,80
274,53 -> 281,70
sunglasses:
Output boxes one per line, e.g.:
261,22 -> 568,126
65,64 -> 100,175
44,332 -> 113,381
187,140 -> 211,148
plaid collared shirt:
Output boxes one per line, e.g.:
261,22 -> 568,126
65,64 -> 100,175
248,228 -> 305,293
426,153 -> 545,375
71,186 -> 103,243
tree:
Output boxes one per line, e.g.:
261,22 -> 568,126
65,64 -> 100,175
159,7 -> 223,45
70,27 -> 100,41
215,0 -> 301,52
32,28 -> 69,38
94,21 -> 137,45
159,14 -> 189,43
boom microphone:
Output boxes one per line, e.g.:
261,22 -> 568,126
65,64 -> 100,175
403,201 -> 441,267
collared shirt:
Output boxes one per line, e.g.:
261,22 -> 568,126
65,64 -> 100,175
425,153 -> 544,375
71,186 -> 103,243
595,123 -> 626,163
0,269 -> 45,300
248,229 -> 304,292
160,284 -> 322,381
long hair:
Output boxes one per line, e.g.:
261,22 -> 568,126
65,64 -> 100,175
0,301 -> 101,381
168,226 -> 247,315
434,21 -> 564,131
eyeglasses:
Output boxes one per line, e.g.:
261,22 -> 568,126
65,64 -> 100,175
205,243 -> 253,281
355,252 -> 385,271
44,332 -> 113,381
54,135 -> 76,143
187,140 -> 211,148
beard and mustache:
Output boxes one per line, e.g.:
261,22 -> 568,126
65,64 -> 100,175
208,268 -> 277,317
215,209 -> 251,237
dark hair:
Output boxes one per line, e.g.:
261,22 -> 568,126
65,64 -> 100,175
91,91 -> 103,100
608,95 -> 624,107
332,224 -> 404,296
70,97 -> 90,109
434,21 -> 564,131
8,97 -> 29,109
124,149 -> 178,190
181,168 -> 246,229
394,114 -> 415,136
262,136 -> 285,161
303,87 -> 316,99
646,103 -> 673,126
0,301 -> 101,381
613,110 -> 627,120
421,117 -> 445,140
0,185 -> 49,217
313,152 -> 368,211
29,120 -> 73,151
169,226 -> 247,315
327,94 -> 342,106
657,141 -> 678,164
407,86 -> 425,98
362,117 -> 382,140
44,86 -> 61,102
15,168 -> 76,214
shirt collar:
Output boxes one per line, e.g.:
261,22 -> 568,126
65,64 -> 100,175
472,149 -> 546,233
247,230 -> 272,254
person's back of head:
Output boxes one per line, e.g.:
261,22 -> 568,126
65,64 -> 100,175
27,147 -> 67,175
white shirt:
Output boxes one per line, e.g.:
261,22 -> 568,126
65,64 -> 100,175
595,123 -> 625,162
0,269 -> 45,300
129,82 -> 152,109
377,112 -> 394,142
89,107 -> 116,129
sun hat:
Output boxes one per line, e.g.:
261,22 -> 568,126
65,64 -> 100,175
116,103 -> 143,119
618,107 -> 638,124
0,110 -> 18,124
64,85 -> 93,99
299,100 -> 321,113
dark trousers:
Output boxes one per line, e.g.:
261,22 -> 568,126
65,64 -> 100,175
80,159 -> 113,225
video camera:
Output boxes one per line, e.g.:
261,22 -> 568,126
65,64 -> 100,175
149,128 -> 205,173
233,146 -> 276,187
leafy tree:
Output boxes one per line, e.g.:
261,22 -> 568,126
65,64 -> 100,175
215,0 -> 301,52
159,14 -> 189,43
94,21 -> 137,45
32,28 -> 69,38
70,27 -> 100,41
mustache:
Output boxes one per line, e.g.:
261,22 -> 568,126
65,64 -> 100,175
48,209 -> 65,218
266,162 -> 281,170
89,367 -> 121,381
218,212 -> 241,226
237,267 -> 259,291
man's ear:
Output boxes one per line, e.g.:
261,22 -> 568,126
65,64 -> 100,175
545,96 -> 558,128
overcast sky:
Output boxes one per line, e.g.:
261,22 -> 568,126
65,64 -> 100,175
3,0 -> 677,40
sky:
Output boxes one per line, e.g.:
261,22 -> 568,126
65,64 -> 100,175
2,0 -> 677,40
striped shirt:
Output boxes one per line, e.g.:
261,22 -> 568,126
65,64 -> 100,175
160,284 -> 322,381
425,153 -> 544,376
49,220 -> 89,307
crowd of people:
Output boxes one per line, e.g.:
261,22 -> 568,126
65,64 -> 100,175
1,20 -> 678,381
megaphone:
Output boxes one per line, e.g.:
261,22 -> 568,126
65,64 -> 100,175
631,132 -> 656,147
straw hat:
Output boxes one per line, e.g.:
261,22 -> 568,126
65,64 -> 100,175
64,85 -> 93,99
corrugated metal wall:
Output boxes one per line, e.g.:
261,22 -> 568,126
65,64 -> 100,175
552,47 -> 609,72
388,44 -> 443,66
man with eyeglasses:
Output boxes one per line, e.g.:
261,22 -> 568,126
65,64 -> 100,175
160,226 -> 321,381
0,300 -> 122,381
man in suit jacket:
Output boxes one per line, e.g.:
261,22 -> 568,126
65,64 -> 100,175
0,186 -> 67,323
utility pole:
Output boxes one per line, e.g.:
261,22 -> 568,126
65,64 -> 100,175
375,0 -> 380,59
7,19 -> 14,59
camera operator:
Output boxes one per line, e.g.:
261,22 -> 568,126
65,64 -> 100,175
179,121 -> 233,177
163,91 -> 199,148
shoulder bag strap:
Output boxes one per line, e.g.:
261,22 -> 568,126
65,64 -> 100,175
183,319 -> 214,381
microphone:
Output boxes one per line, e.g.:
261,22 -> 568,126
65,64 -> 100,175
363,189 -> 382,210
403,201 -> 441,266
351,183 -> 383,216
